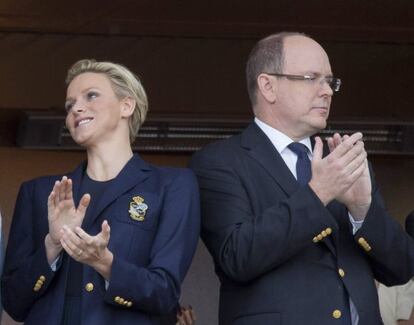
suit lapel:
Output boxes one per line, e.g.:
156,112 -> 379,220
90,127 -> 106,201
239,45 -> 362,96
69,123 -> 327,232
81,154 -> 152,230
241,122 -> 299,196
241,123 -> 339,255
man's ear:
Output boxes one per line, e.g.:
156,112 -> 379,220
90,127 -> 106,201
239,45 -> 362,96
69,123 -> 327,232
257,73 -> 277,104
120,97 -> 136,118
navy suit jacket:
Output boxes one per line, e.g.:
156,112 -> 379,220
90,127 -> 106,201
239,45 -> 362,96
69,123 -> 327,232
2,154 -> 200,325
190,122 -> 414,325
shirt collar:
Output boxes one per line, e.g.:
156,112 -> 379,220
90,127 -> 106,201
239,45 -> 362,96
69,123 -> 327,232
254,117 -> 312,154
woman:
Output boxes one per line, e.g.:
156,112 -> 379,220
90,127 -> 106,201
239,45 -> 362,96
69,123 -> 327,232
1,59 -> 200,324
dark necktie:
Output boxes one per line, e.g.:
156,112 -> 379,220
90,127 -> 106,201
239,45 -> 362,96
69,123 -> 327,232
289,142 -> 352,324
288,142 -> 312,186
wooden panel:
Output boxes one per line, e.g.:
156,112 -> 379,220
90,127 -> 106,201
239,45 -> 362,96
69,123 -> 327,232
0,33 -> 413,121
0,1 -> 412,42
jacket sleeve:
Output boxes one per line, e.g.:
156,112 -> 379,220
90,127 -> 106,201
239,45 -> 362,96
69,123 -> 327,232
190,149 -> 339,283
103,169 -> 200,314
354,182 -> 414,286
1,181 -> 59,322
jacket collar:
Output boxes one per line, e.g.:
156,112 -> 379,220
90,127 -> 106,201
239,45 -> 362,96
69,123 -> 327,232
68,154 -> 152,230
241,122 -> 299,196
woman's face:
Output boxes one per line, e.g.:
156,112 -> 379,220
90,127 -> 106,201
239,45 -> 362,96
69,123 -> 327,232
65,72 -> 126,147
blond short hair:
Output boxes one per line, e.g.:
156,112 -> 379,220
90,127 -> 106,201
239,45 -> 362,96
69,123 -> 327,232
66,59 -> 148,143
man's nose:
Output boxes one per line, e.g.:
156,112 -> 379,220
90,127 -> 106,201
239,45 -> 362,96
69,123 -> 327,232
319,78 -> 334,96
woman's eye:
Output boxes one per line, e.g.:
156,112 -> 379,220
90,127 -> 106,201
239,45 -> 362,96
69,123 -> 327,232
87,91 -> 98,100
64,102 -> 73,112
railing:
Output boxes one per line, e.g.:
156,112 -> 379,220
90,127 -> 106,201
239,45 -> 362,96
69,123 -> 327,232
17,111 -> 414,155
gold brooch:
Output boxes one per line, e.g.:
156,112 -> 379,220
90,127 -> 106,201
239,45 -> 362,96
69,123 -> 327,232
128,196 -> 148,221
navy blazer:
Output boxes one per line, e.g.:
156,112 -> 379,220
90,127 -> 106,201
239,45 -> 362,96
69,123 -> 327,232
190,122 -> 414,325
2,154 -> 200,324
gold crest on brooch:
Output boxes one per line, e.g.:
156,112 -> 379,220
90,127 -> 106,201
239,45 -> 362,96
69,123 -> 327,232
129,196 -> 148,221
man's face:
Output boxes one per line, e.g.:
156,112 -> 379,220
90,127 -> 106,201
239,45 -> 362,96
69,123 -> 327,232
272,36 -> 334,140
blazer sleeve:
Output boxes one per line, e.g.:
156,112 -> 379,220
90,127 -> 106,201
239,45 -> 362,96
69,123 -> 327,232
103,169 -> 200,314
354,179 -> 414,286
1,181 -> 59,322
190,147 -> 340,283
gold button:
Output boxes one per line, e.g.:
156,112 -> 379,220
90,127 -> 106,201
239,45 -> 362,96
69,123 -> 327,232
313,236 -> 318,243
366,245 -> 372,252
325,227 -> 332,235
85,282 -> 94,292
119,298 -> 125,304
338,268 -> 345,278
33,285 -> 41,292
127,301 -> 132,307
358,237 -> 366,245
36,280 -> 43,286
114,296 -> 121,303
321,230 -> 327,237
123,300 -> 129,306
332,309 -> 342,319
39,275 -> 46,282
317,234 -> 323,241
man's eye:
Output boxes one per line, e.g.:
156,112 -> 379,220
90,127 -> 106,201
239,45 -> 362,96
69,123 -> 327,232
307,75 -> 319,81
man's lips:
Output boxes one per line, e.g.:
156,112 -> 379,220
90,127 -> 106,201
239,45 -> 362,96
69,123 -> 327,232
311,106 -> 329,113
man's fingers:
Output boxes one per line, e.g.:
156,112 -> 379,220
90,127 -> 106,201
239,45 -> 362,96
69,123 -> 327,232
348,158 -> 366,185
312,136 -> 323,161
329,132 -> 363,158
333,133 -> 342,147
340,141 -> 365,167
327,137 -> 335,153
343,149 -> 367,177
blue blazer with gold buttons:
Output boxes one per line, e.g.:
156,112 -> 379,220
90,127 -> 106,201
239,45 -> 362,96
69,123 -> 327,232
1,154 -> 200,324
190,122 -> 414,325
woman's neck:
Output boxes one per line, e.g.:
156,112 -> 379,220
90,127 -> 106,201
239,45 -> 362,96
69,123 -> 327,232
86,143 -> 133,181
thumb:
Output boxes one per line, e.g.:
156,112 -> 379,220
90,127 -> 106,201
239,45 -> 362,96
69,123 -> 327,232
101,220 -> 111,242
312,137 -> 323,161
77,193 -> 91,215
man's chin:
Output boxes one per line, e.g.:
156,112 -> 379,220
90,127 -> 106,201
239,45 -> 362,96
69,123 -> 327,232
307,120 -> 327,135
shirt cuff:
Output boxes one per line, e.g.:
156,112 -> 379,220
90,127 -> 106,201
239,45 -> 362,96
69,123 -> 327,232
348,212 -> 364,234
50,256 -> 60,272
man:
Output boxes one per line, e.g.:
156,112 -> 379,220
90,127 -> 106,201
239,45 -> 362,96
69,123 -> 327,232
190,32 -> 414,324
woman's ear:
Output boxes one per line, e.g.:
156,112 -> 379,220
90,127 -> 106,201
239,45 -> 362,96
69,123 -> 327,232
257,73 -> 277,104
120,97 -> 136,118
